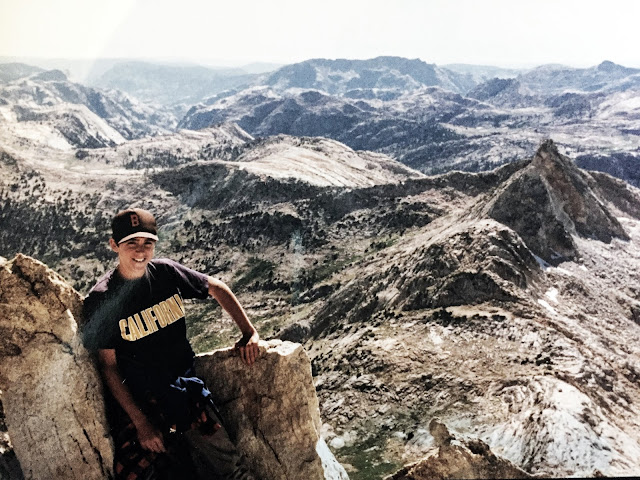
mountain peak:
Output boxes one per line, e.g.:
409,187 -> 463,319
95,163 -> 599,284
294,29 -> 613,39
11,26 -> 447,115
32,69 -> 68,82
0,62 -> 45,83
486,140 -> 628,263
596,60 -> 623,72
535,138 -> 559,157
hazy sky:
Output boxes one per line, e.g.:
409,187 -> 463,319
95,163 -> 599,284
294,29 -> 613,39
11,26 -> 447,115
1,0 -> 639,68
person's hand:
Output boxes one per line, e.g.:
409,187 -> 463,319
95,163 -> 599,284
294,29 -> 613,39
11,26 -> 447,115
135,416 -> 166,453
235,332 -> 260,366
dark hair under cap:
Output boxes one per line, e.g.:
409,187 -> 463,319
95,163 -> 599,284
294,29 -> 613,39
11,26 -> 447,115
111,208 -> 159,244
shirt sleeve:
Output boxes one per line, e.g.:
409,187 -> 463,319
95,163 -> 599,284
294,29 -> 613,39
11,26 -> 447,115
161,259 -> 210,300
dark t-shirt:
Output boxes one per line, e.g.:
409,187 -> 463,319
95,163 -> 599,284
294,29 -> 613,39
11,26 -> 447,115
83,258 -> 209,398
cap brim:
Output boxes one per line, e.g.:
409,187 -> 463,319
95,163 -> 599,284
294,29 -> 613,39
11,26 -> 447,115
118,232 -> 159,244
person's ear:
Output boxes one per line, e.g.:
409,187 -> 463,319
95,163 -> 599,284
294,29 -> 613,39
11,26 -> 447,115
109,238 -> 119,252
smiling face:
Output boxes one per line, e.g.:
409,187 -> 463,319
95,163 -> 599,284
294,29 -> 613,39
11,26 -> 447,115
109,236 -> 156,279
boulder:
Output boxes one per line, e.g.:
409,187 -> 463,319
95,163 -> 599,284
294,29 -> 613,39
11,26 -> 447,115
0,254 -> 114,479
195,341 -> 349,480
0,254 -> 348,480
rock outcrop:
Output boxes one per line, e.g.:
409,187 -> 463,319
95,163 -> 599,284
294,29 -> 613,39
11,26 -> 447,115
196,342 -> 349,480
0,254 -> 114,479
0,255 -> 348,480
386,420 -> 532,480
486,139 -> 628,263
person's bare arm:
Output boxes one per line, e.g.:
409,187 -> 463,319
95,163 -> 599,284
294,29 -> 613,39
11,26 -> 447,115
207,277 -> 260,365
97,349 -> 166,453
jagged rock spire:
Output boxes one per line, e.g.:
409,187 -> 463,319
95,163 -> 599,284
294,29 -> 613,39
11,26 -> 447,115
485,139 -> 627,264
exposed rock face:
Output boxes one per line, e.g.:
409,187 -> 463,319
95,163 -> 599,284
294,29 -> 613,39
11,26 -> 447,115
386,420 -> 532,480
588,169 -> 640,218
486,139 -> 628,263
0,254 -> 114,479
0,254 -> 348,480
530,140 -> 627,242
195,341 -> 349,480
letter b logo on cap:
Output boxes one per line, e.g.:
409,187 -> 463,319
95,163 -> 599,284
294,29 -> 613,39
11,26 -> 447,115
130,214 -> 140,227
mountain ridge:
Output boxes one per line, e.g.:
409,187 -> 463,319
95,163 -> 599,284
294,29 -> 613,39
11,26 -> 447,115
0,71 -> 178,155
265,56 -> 477,96
90,60 -> 260,108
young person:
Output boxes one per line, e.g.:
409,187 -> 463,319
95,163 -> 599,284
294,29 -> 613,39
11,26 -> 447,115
83,208 -> 259,480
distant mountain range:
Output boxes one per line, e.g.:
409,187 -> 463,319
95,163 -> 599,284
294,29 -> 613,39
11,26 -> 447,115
517,61 -> 640,94
263,56 -> 478,97
86,56 -> 487,107
1,56 -> 639,186
441,63 -> 522,83
0,63 -> 45,83
178,59 -> 640,183
89,61 -> 259,109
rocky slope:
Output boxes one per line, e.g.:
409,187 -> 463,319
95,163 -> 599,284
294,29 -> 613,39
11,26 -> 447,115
0,69 -> 177,153
75,129 -> 424,187
386,420 -> 532,480
2,126 -> 640,479
74,123 -> 254,170
298,141 -> 640,478
227,135 -> 425,188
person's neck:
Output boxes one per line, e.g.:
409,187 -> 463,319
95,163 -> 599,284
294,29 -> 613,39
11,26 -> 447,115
116,265 -> 146,281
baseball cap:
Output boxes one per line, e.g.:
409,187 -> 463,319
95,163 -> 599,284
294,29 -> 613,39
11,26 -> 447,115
111,208 -> 159,244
